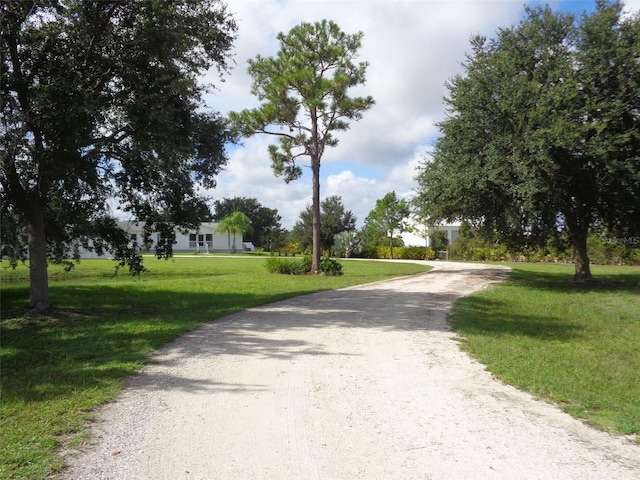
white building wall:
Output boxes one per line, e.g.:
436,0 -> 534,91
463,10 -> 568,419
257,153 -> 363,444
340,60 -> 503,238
401,223 -> 461,248
99,221 -> 244,256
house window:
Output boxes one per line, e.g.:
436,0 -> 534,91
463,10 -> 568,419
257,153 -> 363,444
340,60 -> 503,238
156,233 -> 171,244
189,233 -> 213,251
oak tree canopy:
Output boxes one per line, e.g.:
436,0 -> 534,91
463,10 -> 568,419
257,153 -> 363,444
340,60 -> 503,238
415,0 -> 640,281
1,0 -> 237,310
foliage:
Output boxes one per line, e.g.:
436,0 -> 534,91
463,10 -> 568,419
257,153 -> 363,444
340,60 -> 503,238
363,192 -> 411,259
0,0 -> 237,310
409,196 -> 449,256
212,197 -> 283,249
414,0 -> 640,282
0,257 -> 430,479
279,242 -> 306,256
365,246 -> 437,261
215,211 -> 253,254
265,255 -> 343,276
264,256 -> 306,275
333,230 -> 362,258
228,20 -> 374,272
399,246 -> 436,261
429,229 -> 449,252
586,235 -> 638,265
374,246 -> 405,260
291,196 -> 357,252
451,263 -> 640,437
316,257 -> 344,276
448,227 -> 640,265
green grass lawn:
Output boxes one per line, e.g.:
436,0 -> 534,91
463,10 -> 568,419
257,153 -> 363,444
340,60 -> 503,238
450,262 -> 640,439
0,256 -> 430,480
3,258 -> 639,479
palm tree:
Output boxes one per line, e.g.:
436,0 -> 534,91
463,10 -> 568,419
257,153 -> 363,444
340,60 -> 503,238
215,216 -> 234,253
216,212 -> 253,253
333,230 -> 361,258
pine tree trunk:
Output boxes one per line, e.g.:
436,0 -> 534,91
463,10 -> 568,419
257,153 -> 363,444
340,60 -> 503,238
311,156 -> 321,273
27,205 -> 52,311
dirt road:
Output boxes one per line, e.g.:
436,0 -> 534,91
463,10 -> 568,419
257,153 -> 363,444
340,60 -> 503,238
59,261 -> 640,479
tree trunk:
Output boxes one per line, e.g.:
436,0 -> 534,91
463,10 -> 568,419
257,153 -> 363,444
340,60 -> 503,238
572,227 -> 593,283
311,156 -> 321,273
389,233 -> 394,259
27,205 -> 52,311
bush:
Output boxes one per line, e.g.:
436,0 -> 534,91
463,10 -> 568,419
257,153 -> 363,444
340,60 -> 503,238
317,257 -> 343,276
399,246 -> 426,260
301,255 -> 343,276
444,230 -> 640,265
398,246 -> 436,260
588,236 -> 626,265
265,256 -> 343,275
264,257 -> 306,275
375,246 -> 404,259
299,255 -> 312,272
354,246 -> 379,259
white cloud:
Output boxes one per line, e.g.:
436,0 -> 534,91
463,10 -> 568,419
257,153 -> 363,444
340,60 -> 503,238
200,0 -> 637,230
325,170 -> 378,224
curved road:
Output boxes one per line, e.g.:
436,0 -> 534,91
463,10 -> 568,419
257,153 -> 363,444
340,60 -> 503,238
59,261 -> 640,479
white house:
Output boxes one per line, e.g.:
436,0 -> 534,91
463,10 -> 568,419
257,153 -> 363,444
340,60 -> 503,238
401,222 -> 461,248
81,221 -> 244,258
118,221 -> 243,254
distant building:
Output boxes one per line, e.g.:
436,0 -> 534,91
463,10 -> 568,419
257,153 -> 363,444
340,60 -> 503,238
401,223 -> 461,248
81,221 -> 243,258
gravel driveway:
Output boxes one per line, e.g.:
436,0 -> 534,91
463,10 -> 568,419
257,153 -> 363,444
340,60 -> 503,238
58,261 -> 640,479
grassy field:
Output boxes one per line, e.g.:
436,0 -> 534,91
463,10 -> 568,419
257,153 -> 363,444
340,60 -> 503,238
0,256 -> 430,480
450,262 -> 640,439
2,258 -> 639,479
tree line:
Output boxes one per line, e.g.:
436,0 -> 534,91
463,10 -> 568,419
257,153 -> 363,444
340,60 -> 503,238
209,192 -> 414,259
229,192 -> 639,267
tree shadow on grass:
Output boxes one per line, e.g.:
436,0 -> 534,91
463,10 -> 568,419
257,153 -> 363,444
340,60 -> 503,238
508,265 -> 640,293
1,270 -> 486,401
1,288 -> 277,403
450,295 -> 585,342
451,265 -> 639,343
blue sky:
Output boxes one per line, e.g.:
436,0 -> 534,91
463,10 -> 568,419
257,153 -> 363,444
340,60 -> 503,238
199,0 -> 640,230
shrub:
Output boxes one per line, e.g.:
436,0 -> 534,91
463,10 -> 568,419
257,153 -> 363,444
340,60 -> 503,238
448,231 -> 640,265
588,235 -> 627,265
281,242 -> 306,256
265,256 -> 343,275
375,246 -> 404,259
300,255 -> 312,272
399,246 -> 426,260
333,231 -> 362,258
301,256 -> 343,276
398,246 -> 436,260
355,246 -> 379,259
264,257 -> 305,275
317,257 -> 343,276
